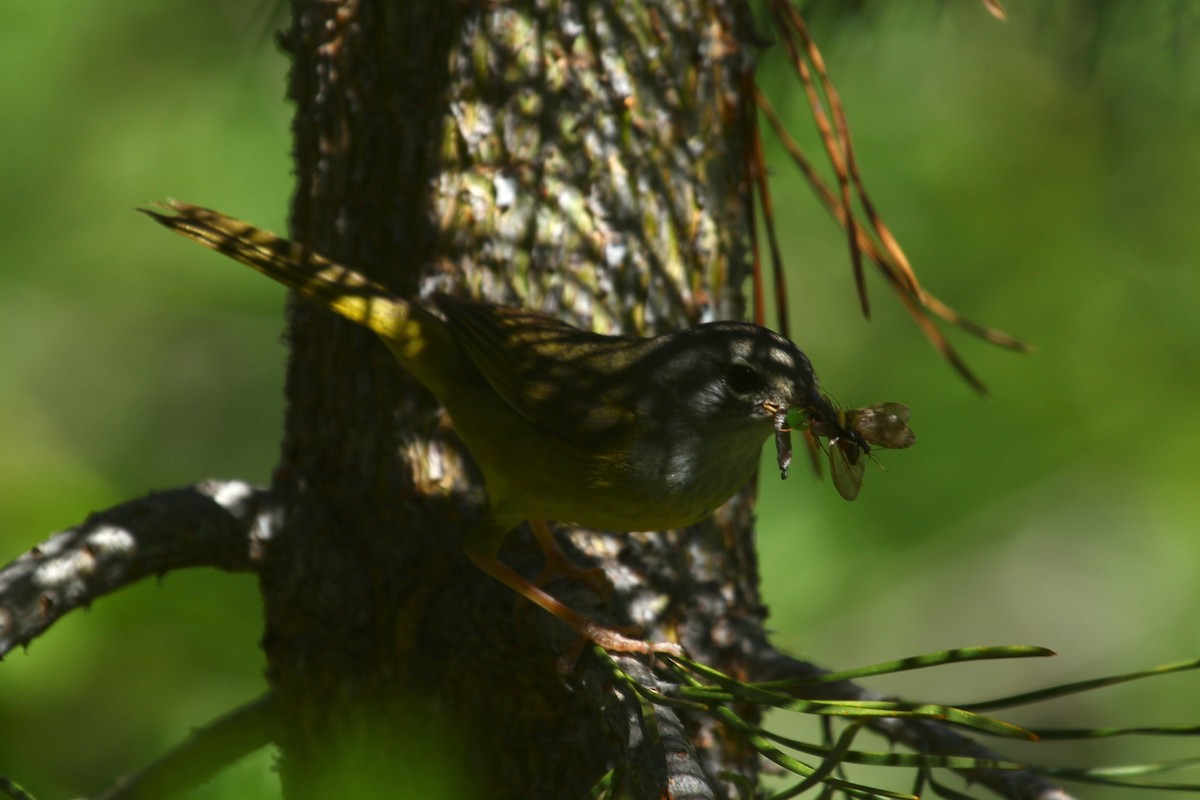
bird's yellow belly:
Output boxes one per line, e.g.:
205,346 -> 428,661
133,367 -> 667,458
467,416 -> 768,533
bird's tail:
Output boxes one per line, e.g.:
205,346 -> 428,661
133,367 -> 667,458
142,200 -> 472,393
142,201 -> 425,344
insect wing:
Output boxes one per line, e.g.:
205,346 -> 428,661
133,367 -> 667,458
845,403 -> 914,450
829,438 -> 865,501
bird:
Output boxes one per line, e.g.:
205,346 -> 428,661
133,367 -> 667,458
143,201 -> 849,655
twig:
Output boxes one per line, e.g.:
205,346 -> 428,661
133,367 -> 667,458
736,630 -> 1078,800
769,0 -> 867,319
86,693 -> 277,800
0,775 -> 35,800
755,86 -> 999,393
0,480 -> 275,656
755,3 -> 1031,393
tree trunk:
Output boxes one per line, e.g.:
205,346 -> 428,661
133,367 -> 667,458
265,2 -> 763,797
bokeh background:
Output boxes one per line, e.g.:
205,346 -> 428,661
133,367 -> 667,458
2,2 -> 1197,797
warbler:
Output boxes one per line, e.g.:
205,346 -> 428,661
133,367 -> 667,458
144,201 -> 848,654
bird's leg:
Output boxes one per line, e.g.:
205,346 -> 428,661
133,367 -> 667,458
529,520 -> 612,599
465,523 -> 683,657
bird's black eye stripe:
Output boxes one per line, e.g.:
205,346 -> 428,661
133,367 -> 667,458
726,363 -> 764,394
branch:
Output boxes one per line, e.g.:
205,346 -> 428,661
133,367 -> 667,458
86,693 -> 277,800
737,629 -> 1078,800
586,653 -> 716,800
0,480 -> 275,657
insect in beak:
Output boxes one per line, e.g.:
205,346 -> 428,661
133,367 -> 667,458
779,400 -> 915,500
772,410 -> 793,480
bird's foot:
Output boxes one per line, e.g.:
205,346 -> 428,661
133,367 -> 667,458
579,619 -> 684,657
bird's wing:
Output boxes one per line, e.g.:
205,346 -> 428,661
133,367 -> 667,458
433,295 -> 643,453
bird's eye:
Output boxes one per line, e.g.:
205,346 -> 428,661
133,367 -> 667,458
726,363 -> 764,394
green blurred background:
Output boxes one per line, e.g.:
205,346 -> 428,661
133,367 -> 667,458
2,2 -> 1197,797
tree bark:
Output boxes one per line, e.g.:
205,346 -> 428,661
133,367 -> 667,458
264,1 -> 762,797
